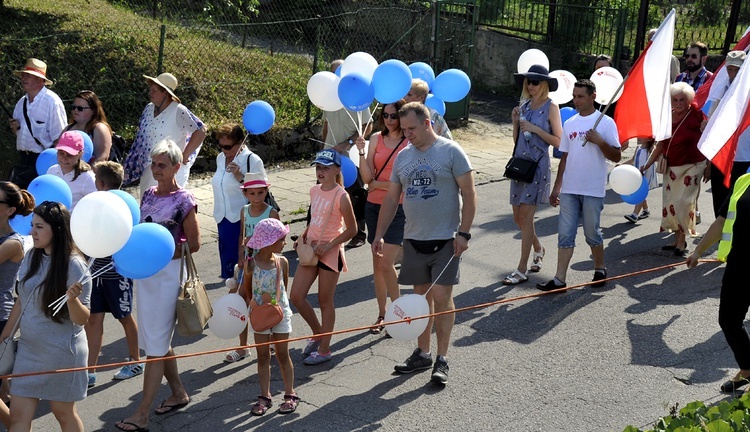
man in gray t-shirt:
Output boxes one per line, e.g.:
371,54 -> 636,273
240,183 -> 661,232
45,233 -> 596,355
373,102 -> 476,385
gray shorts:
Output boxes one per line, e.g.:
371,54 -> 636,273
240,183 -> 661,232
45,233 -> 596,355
398,238 -> 460,286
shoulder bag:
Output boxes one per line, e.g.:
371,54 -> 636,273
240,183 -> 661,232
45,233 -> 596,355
504,102 -> 541,183
248,257 -> 284,332
657,107 -> 692,175
176,241 -> 213,337
297,188 -> 343,266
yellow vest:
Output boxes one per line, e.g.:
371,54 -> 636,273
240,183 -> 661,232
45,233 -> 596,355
718,173 -> 750,261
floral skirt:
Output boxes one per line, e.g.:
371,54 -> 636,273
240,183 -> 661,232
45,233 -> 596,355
660,161 -> 706,237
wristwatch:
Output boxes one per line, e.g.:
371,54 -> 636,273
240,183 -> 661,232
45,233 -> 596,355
359,151 -> 365,156
348,139 -> 354,147
457,231 -> 471,241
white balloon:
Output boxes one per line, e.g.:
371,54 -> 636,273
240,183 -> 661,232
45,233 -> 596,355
517,49 -> 549,74
590,67 -> 624,105
348,140 -> 369,167
208,293 -> 249,339
225,277 -> 239,291
609,165 -> 643,195
384,294 -> 430,341
548,70 -> 577,105
341,52 -> 379,81
70,191 -> 133,258
307,72 -> 344,112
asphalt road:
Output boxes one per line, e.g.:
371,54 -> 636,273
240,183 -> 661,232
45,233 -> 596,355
21,175 -> 733,432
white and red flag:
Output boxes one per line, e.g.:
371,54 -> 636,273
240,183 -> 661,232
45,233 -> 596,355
613,9 -> 675,144
698,57 -> 750,187
695,26 -> 750,110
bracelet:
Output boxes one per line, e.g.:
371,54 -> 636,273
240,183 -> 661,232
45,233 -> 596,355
359,152 -> 365,156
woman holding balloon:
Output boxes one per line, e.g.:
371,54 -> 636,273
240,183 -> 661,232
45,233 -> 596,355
0,200 -> 91,432
64,90 -> 112,163
641,82 -> 707,256
116,139 -> 198,432
503,65 -> 563,285
356,100 -> 407,334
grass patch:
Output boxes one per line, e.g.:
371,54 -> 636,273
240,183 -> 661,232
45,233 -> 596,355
0,0 -> 316,177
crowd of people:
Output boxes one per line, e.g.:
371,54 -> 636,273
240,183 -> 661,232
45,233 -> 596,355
4,37 -> 750,428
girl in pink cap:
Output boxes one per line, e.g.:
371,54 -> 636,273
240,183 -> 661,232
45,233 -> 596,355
46,131 -> 96,210
243,218 -> 299,415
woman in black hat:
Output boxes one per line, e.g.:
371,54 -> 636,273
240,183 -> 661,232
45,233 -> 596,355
503,64 -> 563,285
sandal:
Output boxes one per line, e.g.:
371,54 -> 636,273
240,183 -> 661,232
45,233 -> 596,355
529,247 -> 545,272
223,349 -> 249,363
370,316 -> 385,334
251,396 -> 273,416
278,394 -> 300,414
502,269 -> 528,285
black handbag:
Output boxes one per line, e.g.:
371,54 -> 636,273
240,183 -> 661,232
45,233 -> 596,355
504,157 -> 538,183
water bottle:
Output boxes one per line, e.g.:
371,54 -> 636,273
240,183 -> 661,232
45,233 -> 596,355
519,112 -> 533,142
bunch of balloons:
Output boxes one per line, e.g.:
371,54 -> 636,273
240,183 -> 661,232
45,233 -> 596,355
609,165 -> 649,204
307,52 -> 472,116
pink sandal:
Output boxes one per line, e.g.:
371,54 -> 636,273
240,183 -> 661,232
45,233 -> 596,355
279,394 -> 300,414
251,396 -> 272,416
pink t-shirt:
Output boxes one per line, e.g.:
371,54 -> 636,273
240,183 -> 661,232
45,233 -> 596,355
306,184 -> 347,272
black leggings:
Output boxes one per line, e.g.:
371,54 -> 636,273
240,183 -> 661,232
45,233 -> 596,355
719,262 -> 750,370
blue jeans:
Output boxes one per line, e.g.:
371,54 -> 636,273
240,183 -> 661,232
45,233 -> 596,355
558,194 -> 604,249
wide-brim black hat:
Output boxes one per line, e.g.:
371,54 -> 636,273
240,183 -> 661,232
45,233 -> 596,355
514,64 -> 558,92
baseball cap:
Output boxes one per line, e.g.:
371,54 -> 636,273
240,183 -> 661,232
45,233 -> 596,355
56,131 -> 84,155
726,50 -> 747,68
311,149 -> 341,167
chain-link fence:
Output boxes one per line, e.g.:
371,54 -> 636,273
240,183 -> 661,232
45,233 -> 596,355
0,0 -> 433,178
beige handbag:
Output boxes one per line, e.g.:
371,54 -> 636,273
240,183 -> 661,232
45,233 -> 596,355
296,188 -> 343,266
176,241 -> 213,337
656,156 -> 668,174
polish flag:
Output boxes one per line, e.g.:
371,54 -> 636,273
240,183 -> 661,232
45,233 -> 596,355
695,26 -> 750,110
698,57 -> 750,187
614,9 -> 675,144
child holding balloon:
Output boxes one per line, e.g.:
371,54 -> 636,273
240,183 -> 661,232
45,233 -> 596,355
624,138 -> 658,223
290,149 -> 357,365
46,131 -> 96,210
243,218 -> 299,415
223,172 -> 279,363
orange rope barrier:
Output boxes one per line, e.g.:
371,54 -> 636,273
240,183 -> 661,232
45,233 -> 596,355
0,258 -> 721,380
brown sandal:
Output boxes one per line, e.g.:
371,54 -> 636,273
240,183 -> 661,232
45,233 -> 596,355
279,394 -> 300,414
370,316 -> 385,334
251,396 -> 272,416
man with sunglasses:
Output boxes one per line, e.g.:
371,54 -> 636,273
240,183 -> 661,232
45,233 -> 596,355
676,41 -> 714,92
8,58 -> 67,188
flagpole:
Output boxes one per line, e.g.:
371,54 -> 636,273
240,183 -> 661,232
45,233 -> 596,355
581,76 -> 627,147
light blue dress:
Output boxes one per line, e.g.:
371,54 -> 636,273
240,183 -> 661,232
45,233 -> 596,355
510,99 -> 553,205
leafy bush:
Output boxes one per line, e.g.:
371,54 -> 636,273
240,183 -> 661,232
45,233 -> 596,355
624,394 -> 750,432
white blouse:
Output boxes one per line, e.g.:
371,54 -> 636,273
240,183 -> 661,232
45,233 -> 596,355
46,164 -> 97,211
211,147 -> 266,223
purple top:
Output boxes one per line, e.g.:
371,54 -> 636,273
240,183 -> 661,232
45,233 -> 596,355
140,187 -> 197,245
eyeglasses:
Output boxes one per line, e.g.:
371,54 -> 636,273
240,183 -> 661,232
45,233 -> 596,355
71,105 -> 91,112
382,113 -> 399,120
218,143 -> 238,150
527,80 -> 541,86
684,53 -> 699,59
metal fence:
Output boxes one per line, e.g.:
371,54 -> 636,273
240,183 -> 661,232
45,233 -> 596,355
0,0 -> 434,177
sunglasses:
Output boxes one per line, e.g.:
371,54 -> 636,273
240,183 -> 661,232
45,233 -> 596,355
684,53 -> 700,59
38,200 -> 62,213
71,105 -> 91,112
218,143 -> 238,150
527,80 -> 541,86
0,201 -> 7,205
382,113 -> 399,119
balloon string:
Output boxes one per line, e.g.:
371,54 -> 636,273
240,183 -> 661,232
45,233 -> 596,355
423,254 -> 456,297
363,104 -> 378,138
1,258 -> 722,380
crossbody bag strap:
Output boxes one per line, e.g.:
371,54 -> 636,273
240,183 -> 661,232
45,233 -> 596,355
318,187 -> 343,242
6,281 -> 39,340
22,98 -> 45,150
273,256 -> 282,304
374,136 -> 406,180
663,107 -> 691,162
179,241 -> 189,286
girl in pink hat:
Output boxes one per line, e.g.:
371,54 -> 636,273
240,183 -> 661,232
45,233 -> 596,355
47,131 -> 96,210
243,218 -> 299,415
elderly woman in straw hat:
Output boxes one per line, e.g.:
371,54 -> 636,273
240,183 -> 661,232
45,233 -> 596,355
122,72 -> 207,197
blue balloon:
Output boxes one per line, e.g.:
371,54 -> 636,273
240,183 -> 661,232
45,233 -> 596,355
425,94 -> 446,117
69,130 -> 93,162
372,60 -> 412,104
431,69 -> 471,103
9,213 -> 33,236
621,176 -> 649,205
334,64 -> 342,77
337,73 -> 374,112
341,156 -> 357,188
560,107 -> 577,124
36,148 -> 58,176
109,190 -> 141,226
409,62 -> 435,89
113,223 -> 175,279
243,100 -> 275,135
27,174 -> 73,210
701,100 -> 712,116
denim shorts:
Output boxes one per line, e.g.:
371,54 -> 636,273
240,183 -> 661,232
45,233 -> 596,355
365,201 -> 406,245
558,193 -> 604,249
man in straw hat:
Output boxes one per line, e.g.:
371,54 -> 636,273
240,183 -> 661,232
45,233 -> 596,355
8,58 -> 67,187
